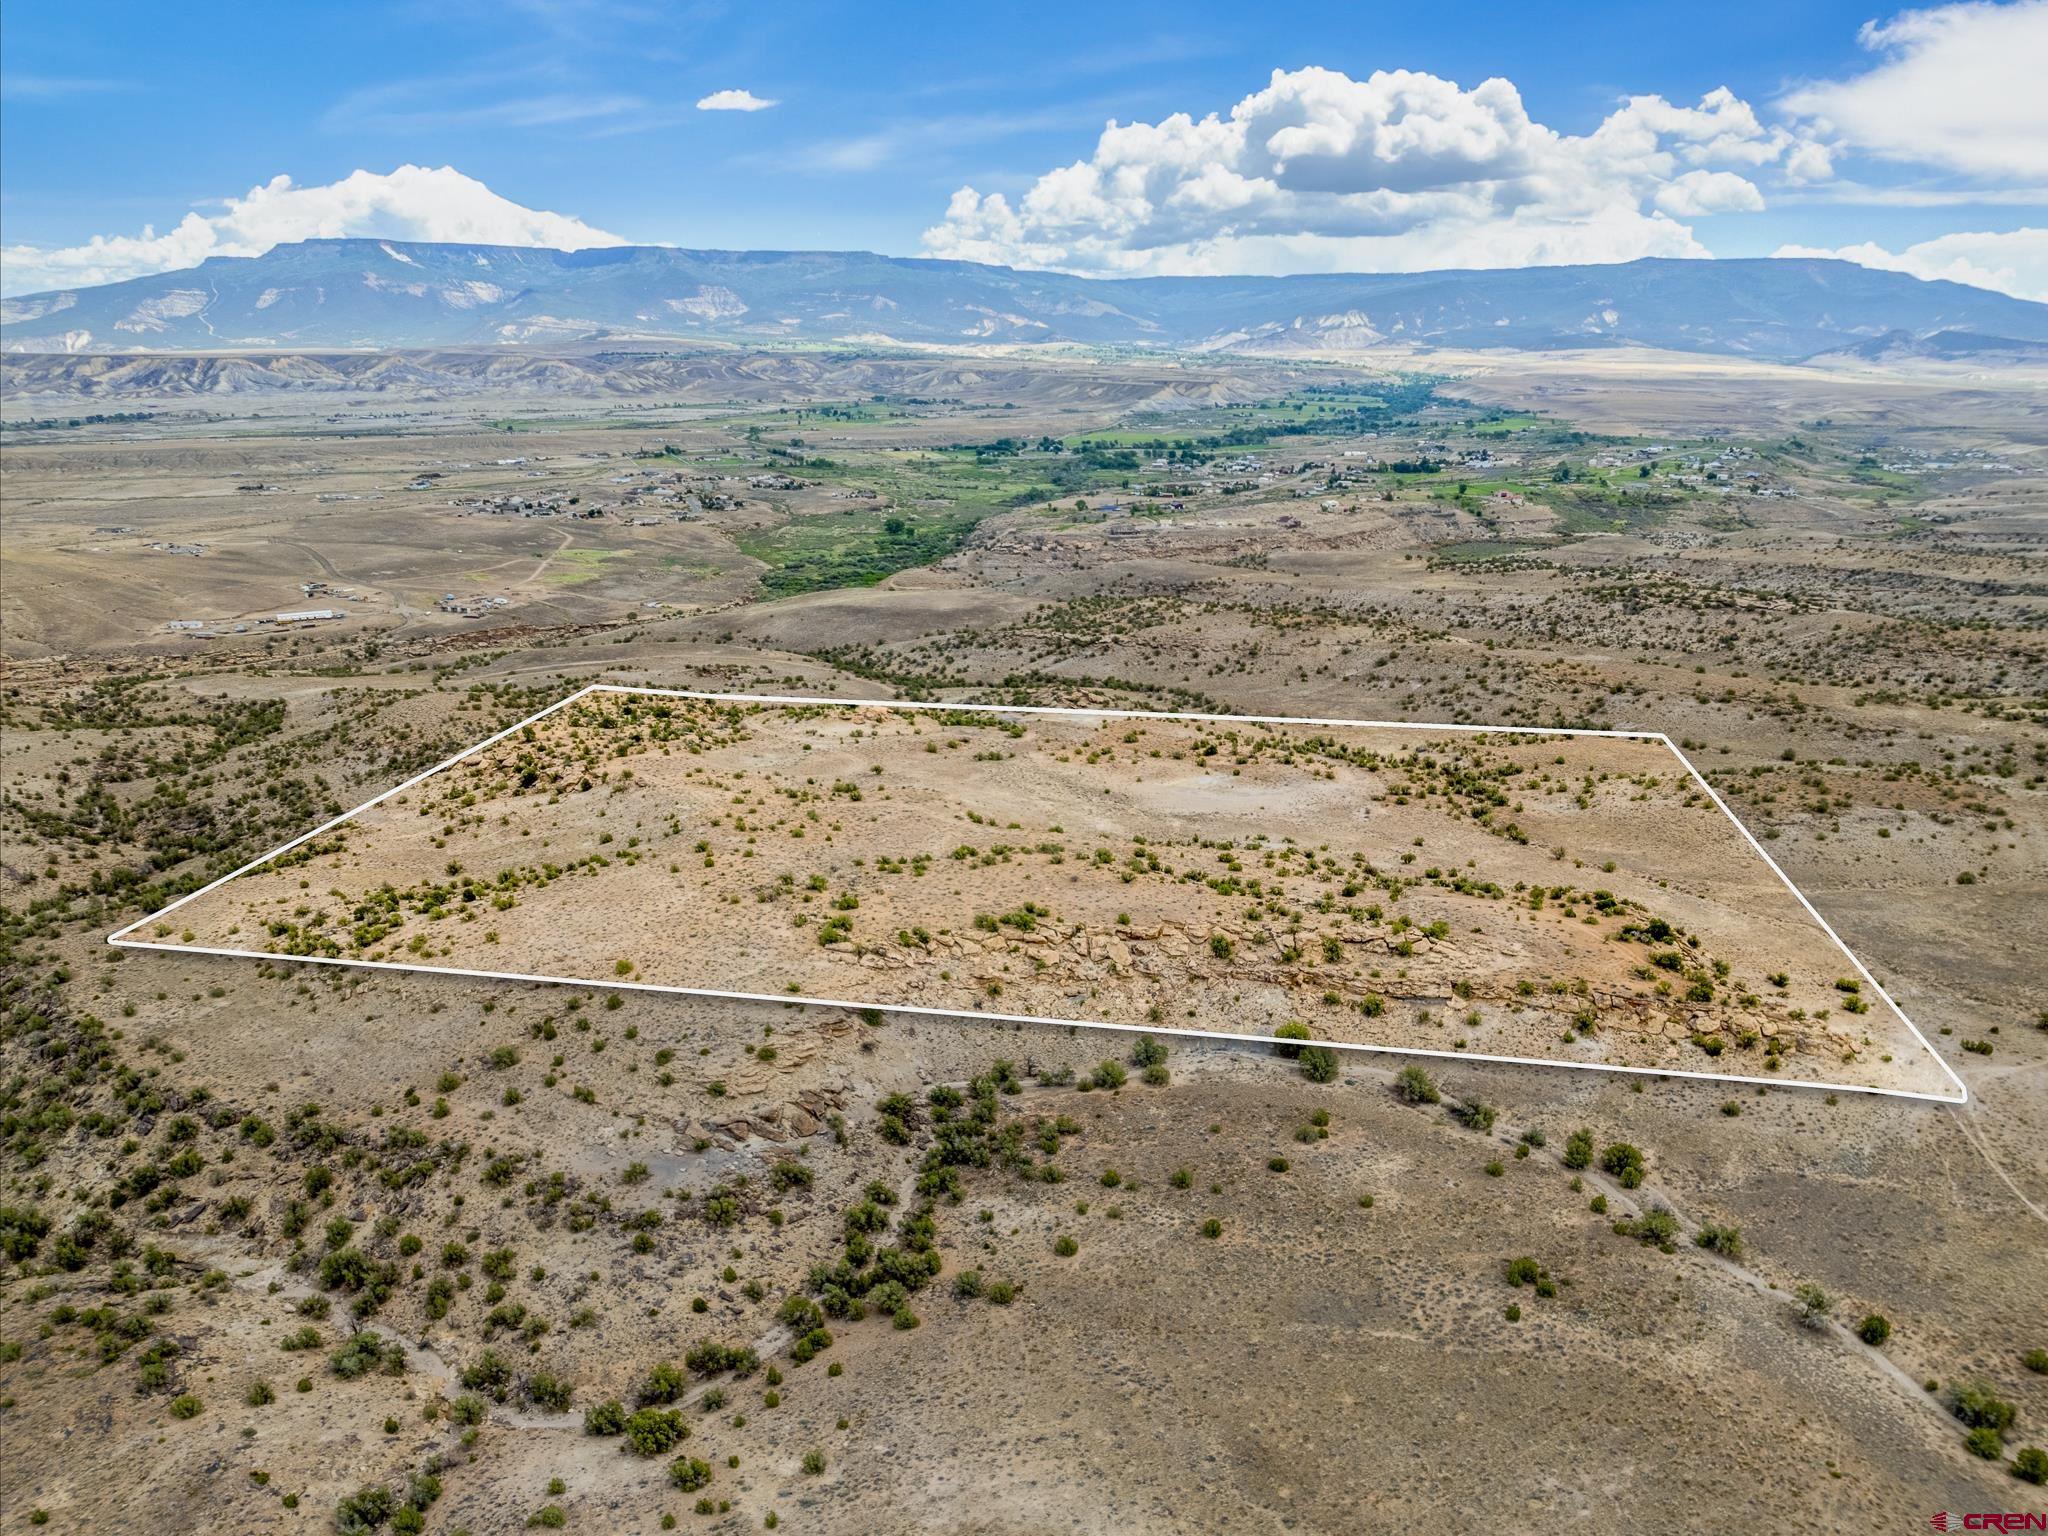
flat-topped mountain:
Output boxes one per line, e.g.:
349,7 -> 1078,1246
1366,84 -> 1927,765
5,240 -> 2043,361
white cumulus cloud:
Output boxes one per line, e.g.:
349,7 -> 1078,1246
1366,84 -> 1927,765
1781,0 -> 2048,180
922,67 -> 1822,277
1774,226 -> 2048,303
696,89 -> 777,112
0,165 -> 626,294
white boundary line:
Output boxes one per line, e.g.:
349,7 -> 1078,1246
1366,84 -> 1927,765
108,685 -> 1967,1105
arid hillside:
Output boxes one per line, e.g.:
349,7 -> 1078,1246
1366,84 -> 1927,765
3,348 -> 2043,1533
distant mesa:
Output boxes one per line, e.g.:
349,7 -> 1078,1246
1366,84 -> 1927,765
3,239 -> 2044,362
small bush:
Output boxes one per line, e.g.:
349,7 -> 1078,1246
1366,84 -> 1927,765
1599,1143 -> 1645,1188
1857,1314 -> 1891,1347
2013,1446 -> 2047,1484
1964,1425 -> 2005,1460
1948,1382 -> 2017,1433
1452,1101 -> 1495,1133
1561,1128 -> 1594,1170
1392,1065 -> 1439,1105
584,1398 -> 627,1435
167,1394 -> 202,1419
1693,1222 -> 1743,1259
330,1332 -> 406,1381
1615,1206 -> 1681,1249
639,1362 -> 686,1403
1795,1283 -> 1831,1327
801,1449 -> 826,1475
459,1348 -> 514,1401
1299,1046 -> 1338,1084
335,1486 -> 397,1534
624,1407 -> 688,1455
668,1457 -> 712,1492
683,1341 -> 759,1378
526,1371 -> 574,1412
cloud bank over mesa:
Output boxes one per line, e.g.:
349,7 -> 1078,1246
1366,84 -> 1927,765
919,4 -> 2043,295
2,3 -> 2041,302
0,165 -> 625,293
1773,226 -> 2048,305
922,68 -> 1834,278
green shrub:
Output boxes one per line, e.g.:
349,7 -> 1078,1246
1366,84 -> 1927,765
1299,1046 -> 1338,1084
801,1449 -> 826,1475
1615,1206 -> 1681,1249
459,1349 -> 514,1401
683,1341 -> 759,1377
1964,1425 -> 2005,1460
1795,1283 -> 1831,1327
1392,1065 -> 1439,1105
1857,1314 -> 1891,1347
639,1361 -> 686,1403
1452,1101 -> 1495,1133
624,1407 -> 688,1455
330,1332 -> 406,1381
167,1394 -> 201,1419
2013,1446 -> 2047,1484
584,1398 -> 627,1435
0,1205 -> 51,1262
1271,1021 -> 1310,1059
1948,1382 -> 2017,1433
1130,1037 -> 1168,1068
1693,1223 -> 1743,1258
526,1371 -> 574,1412
335,1486 -> 397,1534
1561,1128 -> 1594,1170
668,1457 -> 712,1492
1599,1143 -> 1645,1188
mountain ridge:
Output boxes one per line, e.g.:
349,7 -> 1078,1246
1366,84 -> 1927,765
4,238 -> 2044,362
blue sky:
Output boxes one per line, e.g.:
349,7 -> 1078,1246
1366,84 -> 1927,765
3,0 -> 2043,297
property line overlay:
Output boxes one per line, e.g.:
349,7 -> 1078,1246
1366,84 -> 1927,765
108,685 -> 1969,1106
